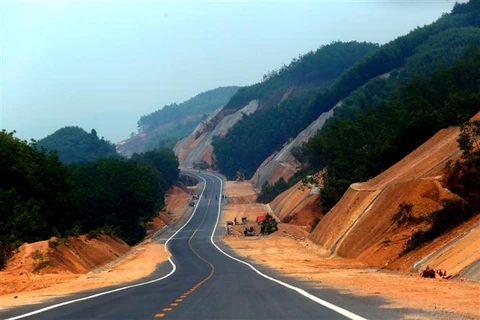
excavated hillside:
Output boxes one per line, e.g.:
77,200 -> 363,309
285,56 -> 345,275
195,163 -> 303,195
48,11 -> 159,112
174,101 -> 258,168
269,179 -> 323,227
251,102 -> 340,189
303,111 -> 480,279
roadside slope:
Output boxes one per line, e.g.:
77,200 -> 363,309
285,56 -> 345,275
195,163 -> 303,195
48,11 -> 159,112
308,112 -> 480,279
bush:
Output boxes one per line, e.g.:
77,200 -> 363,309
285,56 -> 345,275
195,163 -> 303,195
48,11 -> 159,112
310,217 -> 321,232
260,214 -> 278,235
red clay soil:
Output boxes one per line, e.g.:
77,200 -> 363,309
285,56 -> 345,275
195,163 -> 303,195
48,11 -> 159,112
269,180 -> 323,227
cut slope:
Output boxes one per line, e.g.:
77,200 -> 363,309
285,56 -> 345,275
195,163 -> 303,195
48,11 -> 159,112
308,112 -> 480,279
174,100 -> 258,168
251,102 -> 340,188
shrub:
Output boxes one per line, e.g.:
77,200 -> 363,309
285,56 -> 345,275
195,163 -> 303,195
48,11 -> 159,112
261,214 -> 278,235
310,217 -> 321,232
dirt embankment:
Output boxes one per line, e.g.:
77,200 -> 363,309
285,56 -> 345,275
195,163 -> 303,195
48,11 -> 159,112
0,184 -> 192,309
222,181 -> 480,319
174,101 -> 258,168
251,102 -> 341,189
308,111 -> 480,280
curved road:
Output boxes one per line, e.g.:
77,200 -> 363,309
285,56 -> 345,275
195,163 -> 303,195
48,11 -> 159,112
1,171 -> 409,320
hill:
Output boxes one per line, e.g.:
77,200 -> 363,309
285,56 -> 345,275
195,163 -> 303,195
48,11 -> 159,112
116,86 -> 239,157
211,1 -> 480,183
265,111 -> 480,282
176,41 -> 378,171
37,126 -> 118,164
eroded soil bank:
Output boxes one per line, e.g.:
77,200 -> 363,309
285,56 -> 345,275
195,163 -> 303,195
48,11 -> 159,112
0,184 -> 192,310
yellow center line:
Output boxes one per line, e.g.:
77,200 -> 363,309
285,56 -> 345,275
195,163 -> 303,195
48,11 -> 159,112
154,191 -> 219,318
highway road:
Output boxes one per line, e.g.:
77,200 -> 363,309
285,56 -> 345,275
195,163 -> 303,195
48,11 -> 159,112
1,171 -> 410,320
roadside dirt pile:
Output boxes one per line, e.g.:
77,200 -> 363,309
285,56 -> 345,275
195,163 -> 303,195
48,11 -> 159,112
308,112 -> 480,279
174,101 -> 258,168
0,235 -> 131,295
0,184 -> 191,304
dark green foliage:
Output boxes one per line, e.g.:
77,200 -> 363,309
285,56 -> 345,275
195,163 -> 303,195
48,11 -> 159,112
226,41 -> 379,109
138,86 -> 239,133
0,131 -> 72,267
391,203 -> 426,226
38,126 -> 118,164
131,148 -> 180,190
257,178 -> 290,204
214,42 -> 378,179
69,158 -> 162,245
215,4 -> 480,181
193,161 -> 210,170
307,45 -> 480,212
260,214 -> 278,235
0,131 -> 72,246
445,120 -> 480,210
403,199 -> 473,254
310,217 -> 321,232
0,131 -> 180,268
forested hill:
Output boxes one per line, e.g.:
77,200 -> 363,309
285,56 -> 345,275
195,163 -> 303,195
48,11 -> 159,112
117,86 -> 239,156
174,41 -> 377,170
1,130 -> 179,268
138,86 -> 239,132
225,41 -> 378,111
38,126 -> 118,164
213,1 -> 480,180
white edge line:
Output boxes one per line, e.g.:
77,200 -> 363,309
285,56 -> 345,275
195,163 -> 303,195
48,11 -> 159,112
6,175 -> 206,320
208,173 -> 368,320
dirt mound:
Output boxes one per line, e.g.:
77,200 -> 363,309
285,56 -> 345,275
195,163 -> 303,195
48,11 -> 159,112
269,180 -> 323,227
225,181 -> 258,204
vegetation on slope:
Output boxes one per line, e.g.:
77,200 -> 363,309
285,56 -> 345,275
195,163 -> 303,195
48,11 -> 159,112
38,126 -> 118,164
403,120 -> 480,254
306,45 -> 480,212
0,131 -> 179,268
138,86 -> 239,132
133,86 -> 239,151
213,41 -> 378,179
213,2 -> 480,181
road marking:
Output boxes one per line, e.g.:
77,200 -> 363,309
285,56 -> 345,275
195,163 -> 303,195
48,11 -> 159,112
206,174 -> 369,320
154,201 -> 216,318
5,176 -> 208,320
162,308 -> 172,312
180,295 -> 187,298
154,313 -> 165,318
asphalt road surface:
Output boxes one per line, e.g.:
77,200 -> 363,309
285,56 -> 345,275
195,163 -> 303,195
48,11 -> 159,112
1,171 -> 412,320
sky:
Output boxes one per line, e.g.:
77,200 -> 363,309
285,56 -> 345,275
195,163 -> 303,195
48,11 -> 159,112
1,1 -> 461,143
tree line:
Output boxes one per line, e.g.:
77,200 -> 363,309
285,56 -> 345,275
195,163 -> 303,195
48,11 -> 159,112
305,45 -> 480,212
0,132 -> 179,268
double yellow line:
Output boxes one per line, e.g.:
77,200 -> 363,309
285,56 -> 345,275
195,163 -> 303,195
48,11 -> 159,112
154,197 -> 215,318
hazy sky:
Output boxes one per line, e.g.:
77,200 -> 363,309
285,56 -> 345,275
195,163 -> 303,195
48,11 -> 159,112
1,1 -> 460,143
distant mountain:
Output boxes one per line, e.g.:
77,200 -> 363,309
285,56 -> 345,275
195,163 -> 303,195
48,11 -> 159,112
116,86 -> 239,157
38,126 -> 118,164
